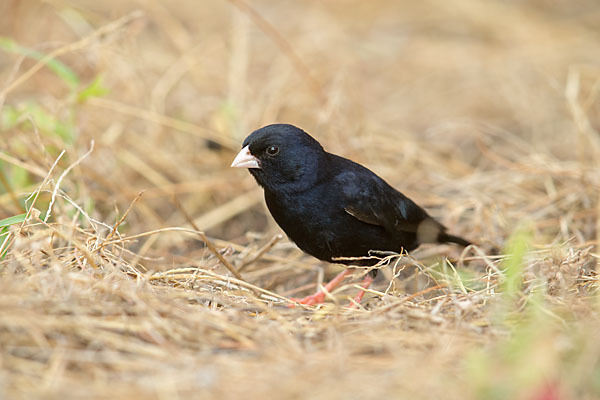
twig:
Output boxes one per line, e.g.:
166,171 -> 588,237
87,97 -> 237,150
375,283 -> 449,314
0,11 -> 144,97
39,220 -> 100,270
225,0 -> 324,102
197,231 -> 246,282
238,234 -> 283,272
170,267 -> 291,304
0,151 -> 48,178
19,150 -> 65,233
104,191 -> 144,245
171,195 -> 245,282
45,140 -> 95,223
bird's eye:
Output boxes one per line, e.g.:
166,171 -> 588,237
266,145 -> 279,156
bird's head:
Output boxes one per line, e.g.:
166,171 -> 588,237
231,124 -> 325,193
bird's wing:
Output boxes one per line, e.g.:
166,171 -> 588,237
336,170 -> 445,240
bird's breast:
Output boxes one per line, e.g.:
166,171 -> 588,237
263,190 -> 340,259
263,188 -> 405,265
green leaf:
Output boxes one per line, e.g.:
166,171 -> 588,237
1,106 -> 20,130
502,227 -> 532,299
0,213 -> 27,228
1,102 -> 75,143
0,213 -> 26,260
77,75 -> 109,103
10,164 -> 30,189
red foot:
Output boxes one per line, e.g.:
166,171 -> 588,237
289,291 -> 326,306
288,269 -> 375,307
348,274 -> 374,308
288,269 -> 352,307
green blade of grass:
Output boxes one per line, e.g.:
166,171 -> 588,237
77,74 -> 109,102
0,213 -> 26,261
0,213 -> 27,228
0,37 -> 80,90
501,227 -> 532,299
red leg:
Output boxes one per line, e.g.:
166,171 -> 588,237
289,269 -> 352,306
349,274 -> 374,308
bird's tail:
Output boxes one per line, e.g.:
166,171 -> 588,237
417,218 -> 472,247
438,232 -> 471,247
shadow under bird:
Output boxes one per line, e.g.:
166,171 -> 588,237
231,124 -> 470,306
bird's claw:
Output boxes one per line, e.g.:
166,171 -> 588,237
288,292 -> 326,307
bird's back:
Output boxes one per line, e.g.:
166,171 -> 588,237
264,153 -> 422,265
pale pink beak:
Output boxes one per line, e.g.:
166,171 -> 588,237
231,145 -> 260,169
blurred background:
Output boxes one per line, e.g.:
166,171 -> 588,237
2,0 -> 598,248
0,1 -> 599,399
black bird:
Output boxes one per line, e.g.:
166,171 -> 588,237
231,124 -> 470,305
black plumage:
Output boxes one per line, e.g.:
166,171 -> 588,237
231,123 -> 470,304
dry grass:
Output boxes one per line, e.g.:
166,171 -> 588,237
1,0 -> 600,398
